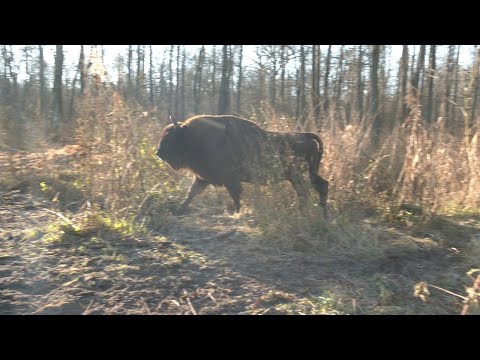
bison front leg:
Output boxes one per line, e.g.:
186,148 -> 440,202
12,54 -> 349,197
176,176 -> 210,214
225,182 -> 243,213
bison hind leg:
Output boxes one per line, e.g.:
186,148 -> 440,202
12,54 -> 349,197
225,182 -> 243,213
286,172 -> 309,209
311,174 -> 329,216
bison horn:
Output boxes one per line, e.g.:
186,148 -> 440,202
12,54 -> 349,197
170,115 -> 180,128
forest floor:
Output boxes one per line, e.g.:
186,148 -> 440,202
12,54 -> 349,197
1,145 -> 479,315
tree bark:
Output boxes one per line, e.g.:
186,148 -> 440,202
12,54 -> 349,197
218,45 -> 231,115
370,45 -> 380,145
52,45 -> 64,127
323,45 -> 332,113
425,45 -> 436,123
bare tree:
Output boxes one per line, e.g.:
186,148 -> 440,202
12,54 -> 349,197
400,45 -> 409,122
412,45 -> 425,99
370,45 -> 380,145
357,45 -> 364,120
39,45 -> 46,115
334,45 -> 345,111
323,45 -> 332,113
127,45 -> 133,98
181,46 -> 186,119
236,45 -> 243,114
168,45 -> 174,116
218,45 -> 231,115
425,45 -> 436,123
149,45 -> 154,106
52,45 -> 64,127
296,45 -> 306,124
210,46 -> 217,114
193,46 -> 205,114
311,45 -> 321,123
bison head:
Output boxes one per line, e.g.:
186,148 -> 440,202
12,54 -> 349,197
156,116 -> 189,170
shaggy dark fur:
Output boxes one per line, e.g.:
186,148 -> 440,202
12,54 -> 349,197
156,115 -> 328,214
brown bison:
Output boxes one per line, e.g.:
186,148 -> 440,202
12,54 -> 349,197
155,115 -> 329,215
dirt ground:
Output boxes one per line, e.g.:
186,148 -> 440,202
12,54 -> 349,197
1,148 -> 479,315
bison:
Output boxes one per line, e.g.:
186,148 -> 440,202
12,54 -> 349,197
155,115 -> 329,215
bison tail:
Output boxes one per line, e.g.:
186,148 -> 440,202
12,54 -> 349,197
308,133 -> 323,162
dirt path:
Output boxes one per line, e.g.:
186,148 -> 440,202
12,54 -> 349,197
1,148 -> 478,315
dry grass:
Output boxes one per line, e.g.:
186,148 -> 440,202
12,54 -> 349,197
2,87 -> 480,315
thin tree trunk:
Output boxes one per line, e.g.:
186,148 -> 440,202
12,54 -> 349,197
425,45 -> 436,123
470,46 -> 479,124
323,45 -> 332,114
370,45 -> 380,146
175,45 -> 180,118
193,46 -> 205,114
412,45 -> 425,99
39,45 -> 46,115
280,45 -> 286,112
270,46 -> 277,108
453,45 -> 461,123
168,45 -> 174,116
181,46 -> 186,119
80,45 -> 86,95
311,45 -> 318,122
299,45 -> 306,124
400,45 -> 409,121
127,45 -> 133,98
149,45 -> 154,106
236,45 -> 243,114
335,45 -> 345,109
218,45 -> 231,115
210,46 -> 217,114
52,45 -> 64,127
444,45 -> 455,127
357,46 -> 364,121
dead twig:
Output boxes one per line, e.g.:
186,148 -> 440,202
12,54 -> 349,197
183,290 -> 197,315
42,208 -> 75,225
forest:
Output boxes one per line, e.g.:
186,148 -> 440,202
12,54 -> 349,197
0,45 -> 479,315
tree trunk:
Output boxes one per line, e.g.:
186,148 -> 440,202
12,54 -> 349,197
193,46 -> 205,114
357,45 -> 364,120
210,46 -> 217,114
149,45 -> 154,106
80,45 -> 86,95
425,45 -> 436,123
311,45 -> 318,122
412,45 -> 425,99
39,45 -> 46,115
181,46 -> 186,119
218,45 -> 231,115
444,45 -> 455,127
136,45 -> 145,103
175,45 -> 180,118
370,45 -> 380,145
127,45 -> 133,98
400,45 -> 409,121
470,46 -> 479,125
52,45 -> 64,127
168,45 -> 174,116
299,45 -> 306,124
236,45 -> 243,114
453,45 -> 461,123
335,45 -> 345,110
323,45 -> 332,114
